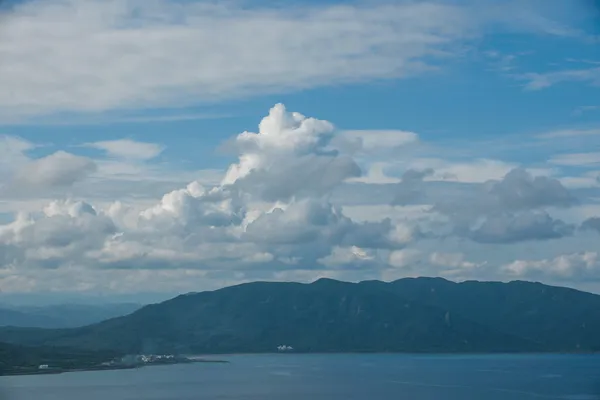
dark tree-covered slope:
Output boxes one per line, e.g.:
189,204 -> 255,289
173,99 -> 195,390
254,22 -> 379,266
0,278 -> 598,354
0,342 -> 120,375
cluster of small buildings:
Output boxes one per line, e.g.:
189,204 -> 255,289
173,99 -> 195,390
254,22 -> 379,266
119,354 -> 176,365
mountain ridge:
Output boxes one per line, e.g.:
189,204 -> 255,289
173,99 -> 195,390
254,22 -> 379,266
0,277 -> 598,354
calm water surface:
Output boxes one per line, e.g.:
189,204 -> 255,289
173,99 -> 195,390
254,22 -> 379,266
1,354 -> 599,399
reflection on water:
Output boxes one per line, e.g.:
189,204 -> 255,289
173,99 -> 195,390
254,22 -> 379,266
0,354 -> 599,400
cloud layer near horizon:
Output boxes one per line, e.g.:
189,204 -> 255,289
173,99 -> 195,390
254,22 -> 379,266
0,0 -> 598,295
0,104 -> 599,294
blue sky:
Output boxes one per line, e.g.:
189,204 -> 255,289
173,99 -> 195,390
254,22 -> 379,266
0,0 -> 599,302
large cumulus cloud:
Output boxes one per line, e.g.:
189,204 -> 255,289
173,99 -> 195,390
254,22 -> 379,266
0,200 -> 115,269
0,104 -> 403,278
1,104 -> 599,293
433,168 -> 577,243
222,104 -> 361,201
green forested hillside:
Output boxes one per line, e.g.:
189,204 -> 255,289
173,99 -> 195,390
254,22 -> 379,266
0,342 -> 120,375
0,278 -> 598,354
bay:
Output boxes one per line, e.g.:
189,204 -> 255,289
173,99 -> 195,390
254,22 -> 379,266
0,354 -> 599,399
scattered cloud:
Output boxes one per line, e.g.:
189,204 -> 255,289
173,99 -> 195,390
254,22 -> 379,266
581,217 -> 600,234
482,50 -> 519,72
488,168 -> 575,210
347,163 -> 401,185
572,106 -> 600,117
434,168 -> 577,243
13,151 -> 97,189
537,128 -> 600,139
435,168 -> 575,215
407,158 -> 519,183
383,249 -> 484,281
466,211 -> 574,244
392,169 -> 434,206
0,0 -> 475,119
0,0 -> 592,121
429,252 -> 483,271
0,104 -> 598,294
522,67 -> 600,90
318,246 -> 376,268
0,111 -> 229,127
0,135 -> 35,174
503,252 -> 599,281
0,138 -> 98,198
336,130 -> 419,154
85,139 -> 164,160
388,249 -> 423,270
550,152 -> 600,166
559,174 -> 600,189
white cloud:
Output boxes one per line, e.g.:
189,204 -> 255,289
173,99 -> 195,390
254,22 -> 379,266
223,103 -> 360,202
388,249 -> 422,269
0,134 -> 216,216
550,152 -> 600,166
4,112 -> 228,126
392,169 -> 434,205
0,104 -> 599,294
0,139 -> 98,200
559,172 -> 600,189
0,0 -> 586,121
86,139 -> 164,160
0,0 -> 474,119
523,67 -> 600,90
400,157 -> 554,184
537,128 -> 600,139
383,249 -> 484,281
0,135 -> 34,177
503,252 -> 600,281
486,168 -> 574,210
429,252 -> 479,268
318,246 -> 376,268
342,205 -> 434,224
13,151 -> 97,188
337,130 -> 419,154
428,252 -> 484,276
572,106 -> 600,117
0,104 -> 405,282
466,211 -> 574,244
347,163 -> 401,184
432,168 -> 577,243
409,158 -> 517,183
0,199 -> 117,270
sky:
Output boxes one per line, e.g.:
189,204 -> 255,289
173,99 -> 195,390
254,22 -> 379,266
0,0 -> 599,303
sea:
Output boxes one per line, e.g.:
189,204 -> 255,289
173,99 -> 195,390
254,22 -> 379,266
0,354 -> 599,399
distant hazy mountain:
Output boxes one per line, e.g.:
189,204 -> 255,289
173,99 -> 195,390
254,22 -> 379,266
0,278 -> 599,354
0,303 -> 142,328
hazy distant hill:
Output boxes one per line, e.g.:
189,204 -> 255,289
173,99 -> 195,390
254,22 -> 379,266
0,303 -> 142,328
0,278 -> 598,354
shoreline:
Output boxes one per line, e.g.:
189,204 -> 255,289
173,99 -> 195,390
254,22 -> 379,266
3,352 -> 598,377
189,350 -> 600,357
1,358 -> 230,377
